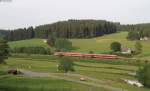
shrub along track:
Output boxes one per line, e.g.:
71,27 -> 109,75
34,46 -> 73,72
20,69 -> 127,91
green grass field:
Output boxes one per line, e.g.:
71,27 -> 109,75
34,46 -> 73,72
0,54 -> 150,91
70,32 -> 150,59
5,31 -> 150,91
0,76 -> 97,91
8,39 -> 50,49
8,32 -> 150,59
70,32 -> 133,53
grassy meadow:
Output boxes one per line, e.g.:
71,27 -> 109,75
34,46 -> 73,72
8,39 -> 50,49
0,54 -> 150,91
70,32 -> 150,59
3,31 -> 150,91
8,32 -> 150,59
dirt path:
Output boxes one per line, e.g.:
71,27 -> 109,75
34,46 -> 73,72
20,69 -> 127,91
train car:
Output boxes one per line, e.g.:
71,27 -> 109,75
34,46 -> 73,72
54,52 -> 118,59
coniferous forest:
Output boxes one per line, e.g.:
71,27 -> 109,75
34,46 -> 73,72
1,19 -> 150,41
121,24 -> 150,40
0,20 -> 119,41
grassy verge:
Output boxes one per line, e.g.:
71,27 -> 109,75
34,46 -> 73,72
0,75 -> 109,91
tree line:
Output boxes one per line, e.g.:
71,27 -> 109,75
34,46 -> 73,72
0,27 -> 34,41
11,47 -> 51,55
121,23 -> 150,40
0,19 -> 119,41
0,34 -> 9,64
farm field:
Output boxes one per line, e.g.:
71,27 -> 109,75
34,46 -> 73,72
8,32 -> 150,59
8,39 -> 50,49
70,32 -> 150,59
0,54 -> 150,91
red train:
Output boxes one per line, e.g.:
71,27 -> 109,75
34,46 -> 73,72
54,52 -> 118,59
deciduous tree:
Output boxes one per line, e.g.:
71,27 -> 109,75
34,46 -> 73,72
58,57 -> 75,73
0,35 -> 9,64
110,42 -> 121,52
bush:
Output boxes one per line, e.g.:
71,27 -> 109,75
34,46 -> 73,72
137,63 -> 150,88
134,41 -> 142,54
12,47 -> 51,55
55,38 -> 73,52
58,57 -> 75,73
110,42 -> 121,52
89,51 -> 94,54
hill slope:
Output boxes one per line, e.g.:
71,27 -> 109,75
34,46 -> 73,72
70,32 -> 132,53
71,32 -> 150,59
8,39 -> 50,49
8,32 -> 150,59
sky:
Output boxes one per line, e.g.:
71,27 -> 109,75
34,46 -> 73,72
0,0 -> 150,29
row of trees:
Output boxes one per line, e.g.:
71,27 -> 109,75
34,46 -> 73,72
0,27 -> 34,41
0,35 -> 9,64
0,20 -> 119,41
41,20 -> 119,38
127,30 -> 150,40
11,47 -> 51,55
121,24 -> 150,40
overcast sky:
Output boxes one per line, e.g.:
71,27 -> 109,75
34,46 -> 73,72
0,0 -> 150,29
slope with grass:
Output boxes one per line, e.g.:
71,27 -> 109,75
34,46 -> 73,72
70,32 -> 132,53
0,76 -> 106,91
8,39 -> 50,49
70,32 -> 150,59
8,32 -> 150,59
0,54 -> 150,91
